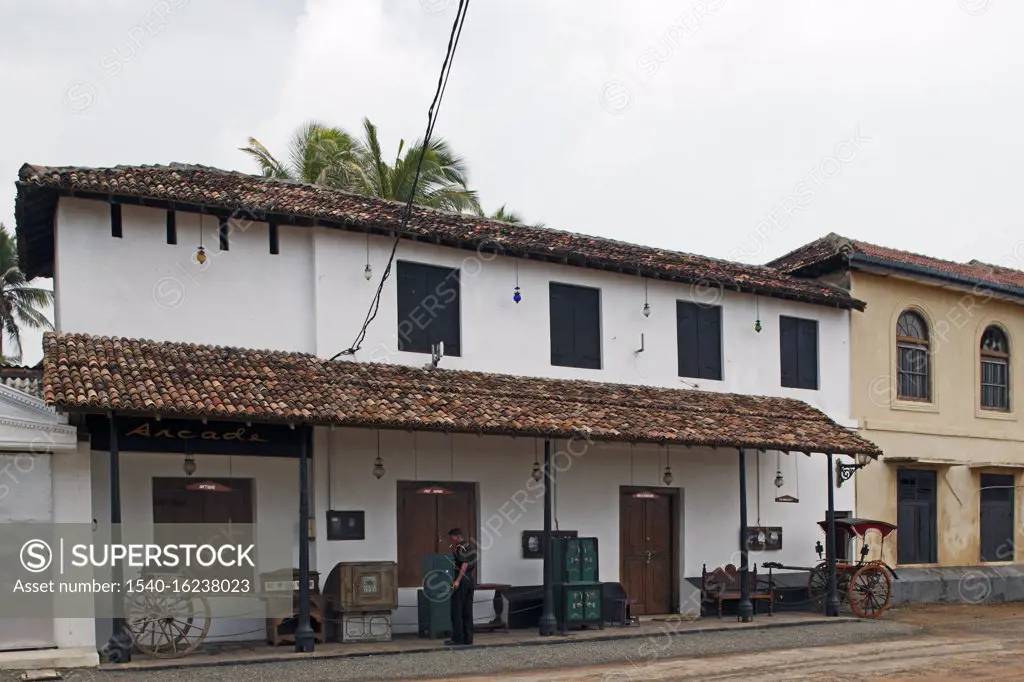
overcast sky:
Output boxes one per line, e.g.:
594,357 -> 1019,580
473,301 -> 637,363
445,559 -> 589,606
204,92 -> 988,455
2,0 -> 1022,364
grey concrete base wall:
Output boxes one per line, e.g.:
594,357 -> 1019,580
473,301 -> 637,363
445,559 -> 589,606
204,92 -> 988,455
892,565 -> 1024,606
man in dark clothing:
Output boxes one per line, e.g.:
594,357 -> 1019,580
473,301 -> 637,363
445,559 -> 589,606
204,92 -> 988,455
445,528 -> 476,646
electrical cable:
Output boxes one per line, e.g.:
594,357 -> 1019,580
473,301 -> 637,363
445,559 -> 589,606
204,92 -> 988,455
330,0 -> 471,361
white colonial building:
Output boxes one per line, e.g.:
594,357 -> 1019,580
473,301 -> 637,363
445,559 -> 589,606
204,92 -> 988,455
10,163 -> 878,663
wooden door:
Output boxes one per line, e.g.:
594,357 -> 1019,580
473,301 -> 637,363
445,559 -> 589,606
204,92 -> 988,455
897,469 -> 937,564
620,490 -> 675,615
152,478 -> 254,524
397,482 -> 477,587
980,474 -> 1015,562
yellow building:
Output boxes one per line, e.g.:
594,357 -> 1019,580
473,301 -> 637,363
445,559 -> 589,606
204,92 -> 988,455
772,234 -> 1024,603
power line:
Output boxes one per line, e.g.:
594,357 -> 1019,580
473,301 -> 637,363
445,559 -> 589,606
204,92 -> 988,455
330,0 -> 471,361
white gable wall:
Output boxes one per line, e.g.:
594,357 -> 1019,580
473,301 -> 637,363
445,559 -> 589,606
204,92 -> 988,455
54,198 -> 853,426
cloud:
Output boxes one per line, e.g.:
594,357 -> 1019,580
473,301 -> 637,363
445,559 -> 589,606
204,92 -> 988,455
3,0 -> 1024,365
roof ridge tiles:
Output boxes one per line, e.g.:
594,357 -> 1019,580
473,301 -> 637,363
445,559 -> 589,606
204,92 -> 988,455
16,163 -> 863,310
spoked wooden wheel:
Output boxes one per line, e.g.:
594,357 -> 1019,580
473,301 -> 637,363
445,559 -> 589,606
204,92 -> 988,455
848,563 -> 893,618
808,562 -> 854,613
125,591 -> 211,658
807,562 -> 828,612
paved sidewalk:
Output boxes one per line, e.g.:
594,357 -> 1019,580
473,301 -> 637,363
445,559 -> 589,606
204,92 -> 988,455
1,617 -> 916,682
99,612 -> 845,673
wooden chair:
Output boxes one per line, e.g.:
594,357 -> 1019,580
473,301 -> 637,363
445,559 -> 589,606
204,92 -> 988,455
701,563 -> 774,619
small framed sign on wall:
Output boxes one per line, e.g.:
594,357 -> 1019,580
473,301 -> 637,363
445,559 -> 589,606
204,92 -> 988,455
522,530 -> 577,559
745,526 -> 782,551
326,511 -> 366,541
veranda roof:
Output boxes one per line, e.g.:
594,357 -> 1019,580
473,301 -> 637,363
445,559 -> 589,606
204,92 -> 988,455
42,332 -> 881,457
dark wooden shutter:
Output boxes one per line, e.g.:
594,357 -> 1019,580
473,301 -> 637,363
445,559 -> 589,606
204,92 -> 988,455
397,262 -> 429,354
980,473 -> 1015,562
897,469 -> 937,564
550,283 -> 573,366
574,286 -> 601,369
780,317 -> 799,388
676,302 -> 700,378
431,269 -> 461,357
396,262 -> 461,356
698,306 -> 723,380
797,319 -> 819,389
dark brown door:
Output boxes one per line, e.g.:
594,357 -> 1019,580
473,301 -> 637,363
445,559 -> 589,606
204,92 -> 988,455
152,478 -> 254,524
152,478 -> 255,581
620,490 -> 674,615
397,482 -> 477,587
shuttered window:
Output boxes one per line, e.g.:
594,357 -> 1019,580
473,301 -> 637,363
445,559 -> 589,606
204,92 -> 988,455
980,473 -> 1015,562
677,302 -> 722,380
396,261 -> 461,357
779,316 -> 819,390
980,326 -> 1010,411
897,311 -> 931,401
897,469 -> 937,565
549,283 -> 601,369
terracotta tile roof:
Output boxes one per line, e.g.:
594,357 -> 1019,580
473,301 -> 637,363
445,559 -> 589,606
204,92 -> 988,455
15,163 -> 862,310
42,332 -> 880,456
768,233 -> 1024,300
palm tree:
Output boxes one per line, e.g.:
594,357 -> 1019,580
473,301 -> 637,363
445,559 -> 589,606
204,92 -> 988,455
0,224 -> 53,363
490,205 -> 523,223
487,205 -> 545,228
240,121 -> 362,188
241,118 -> 480,213
351,118 -> 480,213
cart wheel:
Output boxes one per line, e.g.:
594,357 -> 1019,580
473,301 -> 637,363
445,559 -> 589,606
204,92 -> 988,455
125,591 -> 211,658
848,563 -> 892,618
806,562 -> 828,612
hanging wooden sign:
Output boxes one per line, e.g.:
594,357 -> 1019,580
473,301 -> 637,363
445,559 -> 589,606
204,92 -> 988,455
89,416 -> 303,457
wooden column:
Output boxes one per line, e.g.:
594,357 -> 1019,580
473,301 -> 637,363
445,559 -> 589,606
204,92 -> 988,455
294,426 -> 315,651
539,439 -> 557,636
737,448 -> 753,622
105,413 -> 132,663
825,452 -> 841,617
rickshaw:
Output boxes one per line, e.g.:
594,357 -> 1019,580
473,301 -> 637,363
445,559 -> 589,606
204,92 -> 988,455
764,517 -> 899,619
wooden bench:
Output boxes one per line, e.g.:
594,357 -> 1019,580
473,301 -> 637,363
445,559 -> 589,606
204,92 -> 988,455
701,563 -> 774,619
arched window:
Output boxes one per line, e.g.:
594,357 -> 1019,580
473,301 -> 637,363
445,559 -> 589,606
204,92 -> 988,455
980,326 -> 1010,411
896,311 -> 931,401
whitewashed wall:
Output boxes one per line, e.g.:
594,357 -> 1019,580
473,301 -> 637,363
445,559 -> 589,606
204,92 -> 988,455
312,428 -> 853,628
90,450 -> 300,643
55,198 -> 853,426
77,425 -> 852,639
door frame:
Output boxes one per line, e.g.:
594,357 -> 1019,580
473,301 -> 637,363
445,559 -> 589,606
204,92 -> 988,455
619,485 -> 681,614
896,467 -> 939,566
396,480 -> 479,587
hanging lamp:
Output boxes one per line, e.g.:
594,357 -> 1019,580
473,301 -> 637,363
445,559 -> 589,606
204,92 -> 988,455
182,453 -> 232,492
195,214 -> 207,265
513,261 -> 522,303
372,430 -> 385,479
364,232 -> 373,280
643,280 -> 651,318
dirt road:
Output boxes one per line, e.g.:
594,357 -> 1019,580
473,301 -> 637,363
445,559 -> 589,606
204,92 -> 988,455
423,604 -> 1024,681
